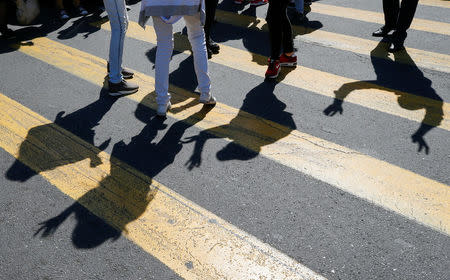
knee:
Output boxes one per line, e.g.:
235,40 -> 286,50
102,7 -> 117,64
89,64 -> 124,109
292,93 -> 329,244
157,38 -> 174,52
188,29 -> 205,45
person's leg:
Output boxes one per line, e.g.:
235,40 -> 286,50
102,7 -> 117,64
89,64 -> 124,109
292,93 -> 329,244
0,0 -> 14,38
103,0 -> 128,83
280,0 -> 297,66
55,0 -> 70,19
265,0 -> 284,78
55,0 -> 64,10
389,0 -> 418,52
295,0 -> 304,14
383,0 -> 399,29
103,0 -> 138,95
73,0 -> 88,15
184,14 -> 214,103
267,0 -> 283,60
0,1 -> 8,34
204,0 -> 219,56
153,16 -> 174,107
204,0 -> 218,42
395,0 -> 419,40
280,0 -> 294,55
373,0 -> 398,36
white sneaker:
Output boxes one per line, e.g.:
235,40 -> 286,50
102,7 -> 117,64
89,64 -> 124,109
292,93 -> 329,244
199,93 -> 216,105
157,102 -> 171,117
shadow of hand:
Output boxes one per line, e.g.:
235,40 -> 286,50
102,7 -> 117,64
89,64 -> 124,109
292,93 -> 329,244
181,135 -> 203,170
323,98 -> 343,116
411,133 -> 430,154
323,104 -> 343,116
34,216 -> 64,238
185,154 -> 201,170
89,138 -> 111,167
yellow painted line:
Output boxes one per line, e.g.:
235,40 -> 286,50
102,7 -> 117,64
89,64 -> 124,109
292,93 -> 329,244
96,20 -> 449,132
0,93 -> 325,279
14,37 -> 450,235
420,0 -> 450,8
215,9 -> 450,74
312,2 -> 450,36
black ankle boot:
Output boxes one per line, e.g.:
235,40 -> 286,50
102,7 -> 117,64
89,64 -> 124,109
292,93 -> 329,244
388,31 -> 406,52
388,40 -> 405,52
206,39 -> 220,54
0,27 -> 15,39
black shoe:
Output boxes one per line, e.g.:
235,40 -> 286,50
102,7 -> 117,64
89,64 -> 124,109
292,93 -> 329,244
108,79 -> 139,96
107,62 -> 134,79
206,39 -> 220,54
372,26 -> 393,37
0,28 -> 15,39
388,40 -> 405,53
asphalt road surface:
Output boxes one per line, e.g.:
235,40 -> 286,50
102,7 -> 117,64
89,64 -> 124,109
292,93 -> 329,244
0,0 -> 449,279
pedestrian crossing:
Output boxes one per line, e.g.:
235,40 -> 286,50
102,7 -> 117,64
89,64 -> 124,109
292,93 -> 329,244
420,0 -> 450,8
0,1 -> 449,279
0,93 -> 326,279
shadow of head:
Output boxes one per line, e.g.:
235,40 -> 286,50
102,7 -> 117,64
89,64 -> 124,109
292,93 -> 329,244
70,204 -> 121,249
216,142 -> 258,161
5,160 -> 36,182
5,91 -> 115,182
57,14 -> 106,40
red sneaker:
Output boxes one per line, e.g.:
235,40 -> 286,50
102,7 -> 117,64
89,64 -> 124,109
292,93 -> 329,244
250,0 -> 268,6
265,59 -> 281,79
279,53 -> 297,67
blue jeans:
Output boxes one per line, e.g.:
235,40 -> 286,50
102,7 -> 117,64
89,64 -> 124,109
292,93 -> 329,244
295,0 -> 304,14
103,0 -> 128,83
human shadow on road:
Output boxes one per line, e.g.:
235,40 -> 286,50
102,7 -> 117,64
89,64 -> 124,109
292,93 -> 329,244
0,7 -> 105,55
183,68 -> 296,169
6,87 -> 116,182
323,40 -> 444,154
56,13 -> 105,40
32,93 -> 213,248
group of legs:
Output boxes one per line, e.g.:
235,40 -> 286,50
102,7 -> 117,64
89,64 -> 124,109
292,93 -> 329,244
105,0 -> 296,117
372,0 -> 419,52
34,0 -> 418,117
104,0 -> 215,117
55,0 -> 88,20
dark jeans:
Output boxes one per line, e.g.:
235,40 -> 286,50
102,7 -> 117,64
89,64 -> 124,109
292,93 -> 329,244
267,0 -> 294,60
204,0 -> 218,42
383,0 -> 419,40
0,0 -> 10,32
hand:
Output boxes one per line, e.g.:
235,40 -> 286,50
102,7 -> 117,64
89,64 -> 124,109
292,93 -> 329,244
411,134 -> 429,154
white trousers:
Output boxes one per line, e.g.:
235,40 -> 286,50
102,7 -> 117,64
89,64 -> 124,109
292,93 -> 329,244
152,14 -> 211,105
